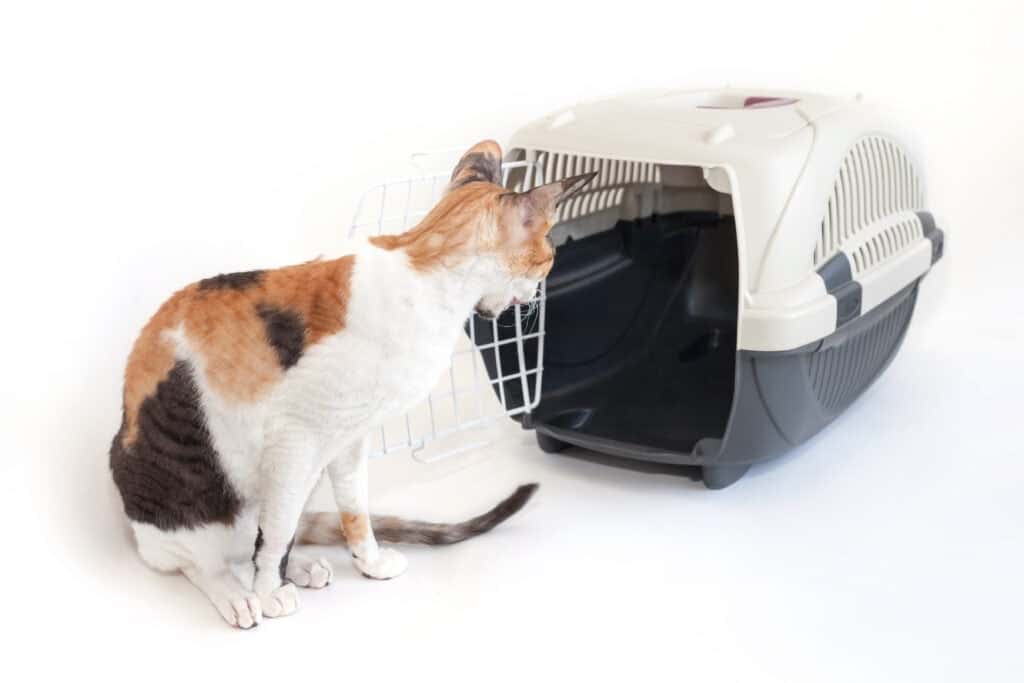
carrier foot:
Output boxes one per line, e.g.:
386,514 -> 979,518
536,431 -> 570,454
701,464 -> 750,489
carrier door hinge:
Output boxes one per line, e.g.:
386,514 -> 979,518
817,252 -> 862,328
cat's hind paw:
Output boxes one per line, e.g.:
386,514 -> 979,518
354,548 -> 407,580
286,555 -> 333,589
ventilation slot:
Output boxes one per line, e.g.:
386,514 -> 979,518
510,151 -> 661,221
849,216 -> 924,275
814,137 -> 924,267
807,288 -> 916,414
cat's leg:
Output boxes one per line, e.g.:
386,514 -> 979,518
237,537 -> 332,589
182,566 -> 263,629
284,550 -> 333,589
250,433 -> 322,618
132,521 -> 262,629
326,434 -> 408,580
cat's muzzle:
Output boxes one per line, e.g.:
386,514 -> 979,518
474,306 -> 498,321
475,297 -> 525,321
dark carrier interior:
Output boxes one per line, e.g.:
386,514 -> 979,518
471,163 -> 740,465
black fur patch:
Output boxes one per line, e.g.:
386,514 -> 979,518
279,537 -> 294,583
256,304 -> 306,369
198,270 -> 265,291
451,152 -> 502,187
109,361 -> 242,531
252,527 -> 294,583
253,527 -> 264,564
372,483 -> 540,545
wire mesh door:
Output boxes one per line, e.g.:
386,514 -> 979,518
349,155 -> 547,461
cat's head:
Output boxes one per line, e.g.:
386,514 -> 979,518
447,140 -> 596,319
370,140 -> 595,318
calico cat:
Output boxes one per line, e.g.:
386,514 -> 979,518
109,140 -> 596,628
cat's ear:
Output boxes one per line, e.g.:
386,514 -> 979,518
512,172 -> 598,231
449,140 -> 504,189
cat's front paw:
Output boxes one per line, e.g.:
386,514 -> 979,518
213,590 -> 263,630
354,548 -> 407,580
259,582 -> 300,618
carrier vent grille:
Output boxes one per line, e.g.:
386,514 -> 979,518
814,137 -> 924,267
850,215 -> 924,275
807,288 -> 916,413
512,150 -> 661,221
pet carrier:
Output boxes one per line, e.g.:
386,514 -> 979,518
352,88 -> 944,488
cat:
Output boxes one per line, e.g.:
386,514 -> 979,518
109,139 -> 596,628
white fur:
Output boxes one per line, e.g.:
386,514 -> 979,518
286,552 -> 333,588
131,236 -> 538,628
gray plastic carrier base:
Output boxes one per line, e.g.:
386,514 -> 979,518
529,279 -> 920,489
695,280 -> 920,487
472,207 -> 933,489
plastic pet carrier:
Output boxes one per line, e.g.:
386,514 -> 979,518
352,88 -> 945,488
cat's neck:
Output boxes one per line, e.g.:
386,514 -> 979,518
355,238 -> 491,333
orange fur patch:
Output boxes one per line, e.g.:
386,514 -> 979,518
341,511 -> 369,546
370,182 -> 556,283
498,198 -> 556,280
121,287 -> 193,444
262,257 -> 356,345
370,183 -> 502,271
119,256 -> 356,447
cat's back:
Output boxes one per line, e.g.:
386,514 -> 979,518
122,255 -> 358,414
111,254 -> 358,529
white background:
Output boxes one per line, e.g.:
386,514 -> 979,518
2,1 -> 1021,681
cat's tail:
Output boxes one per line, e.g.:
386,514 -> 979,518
296,483 -> 539,546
